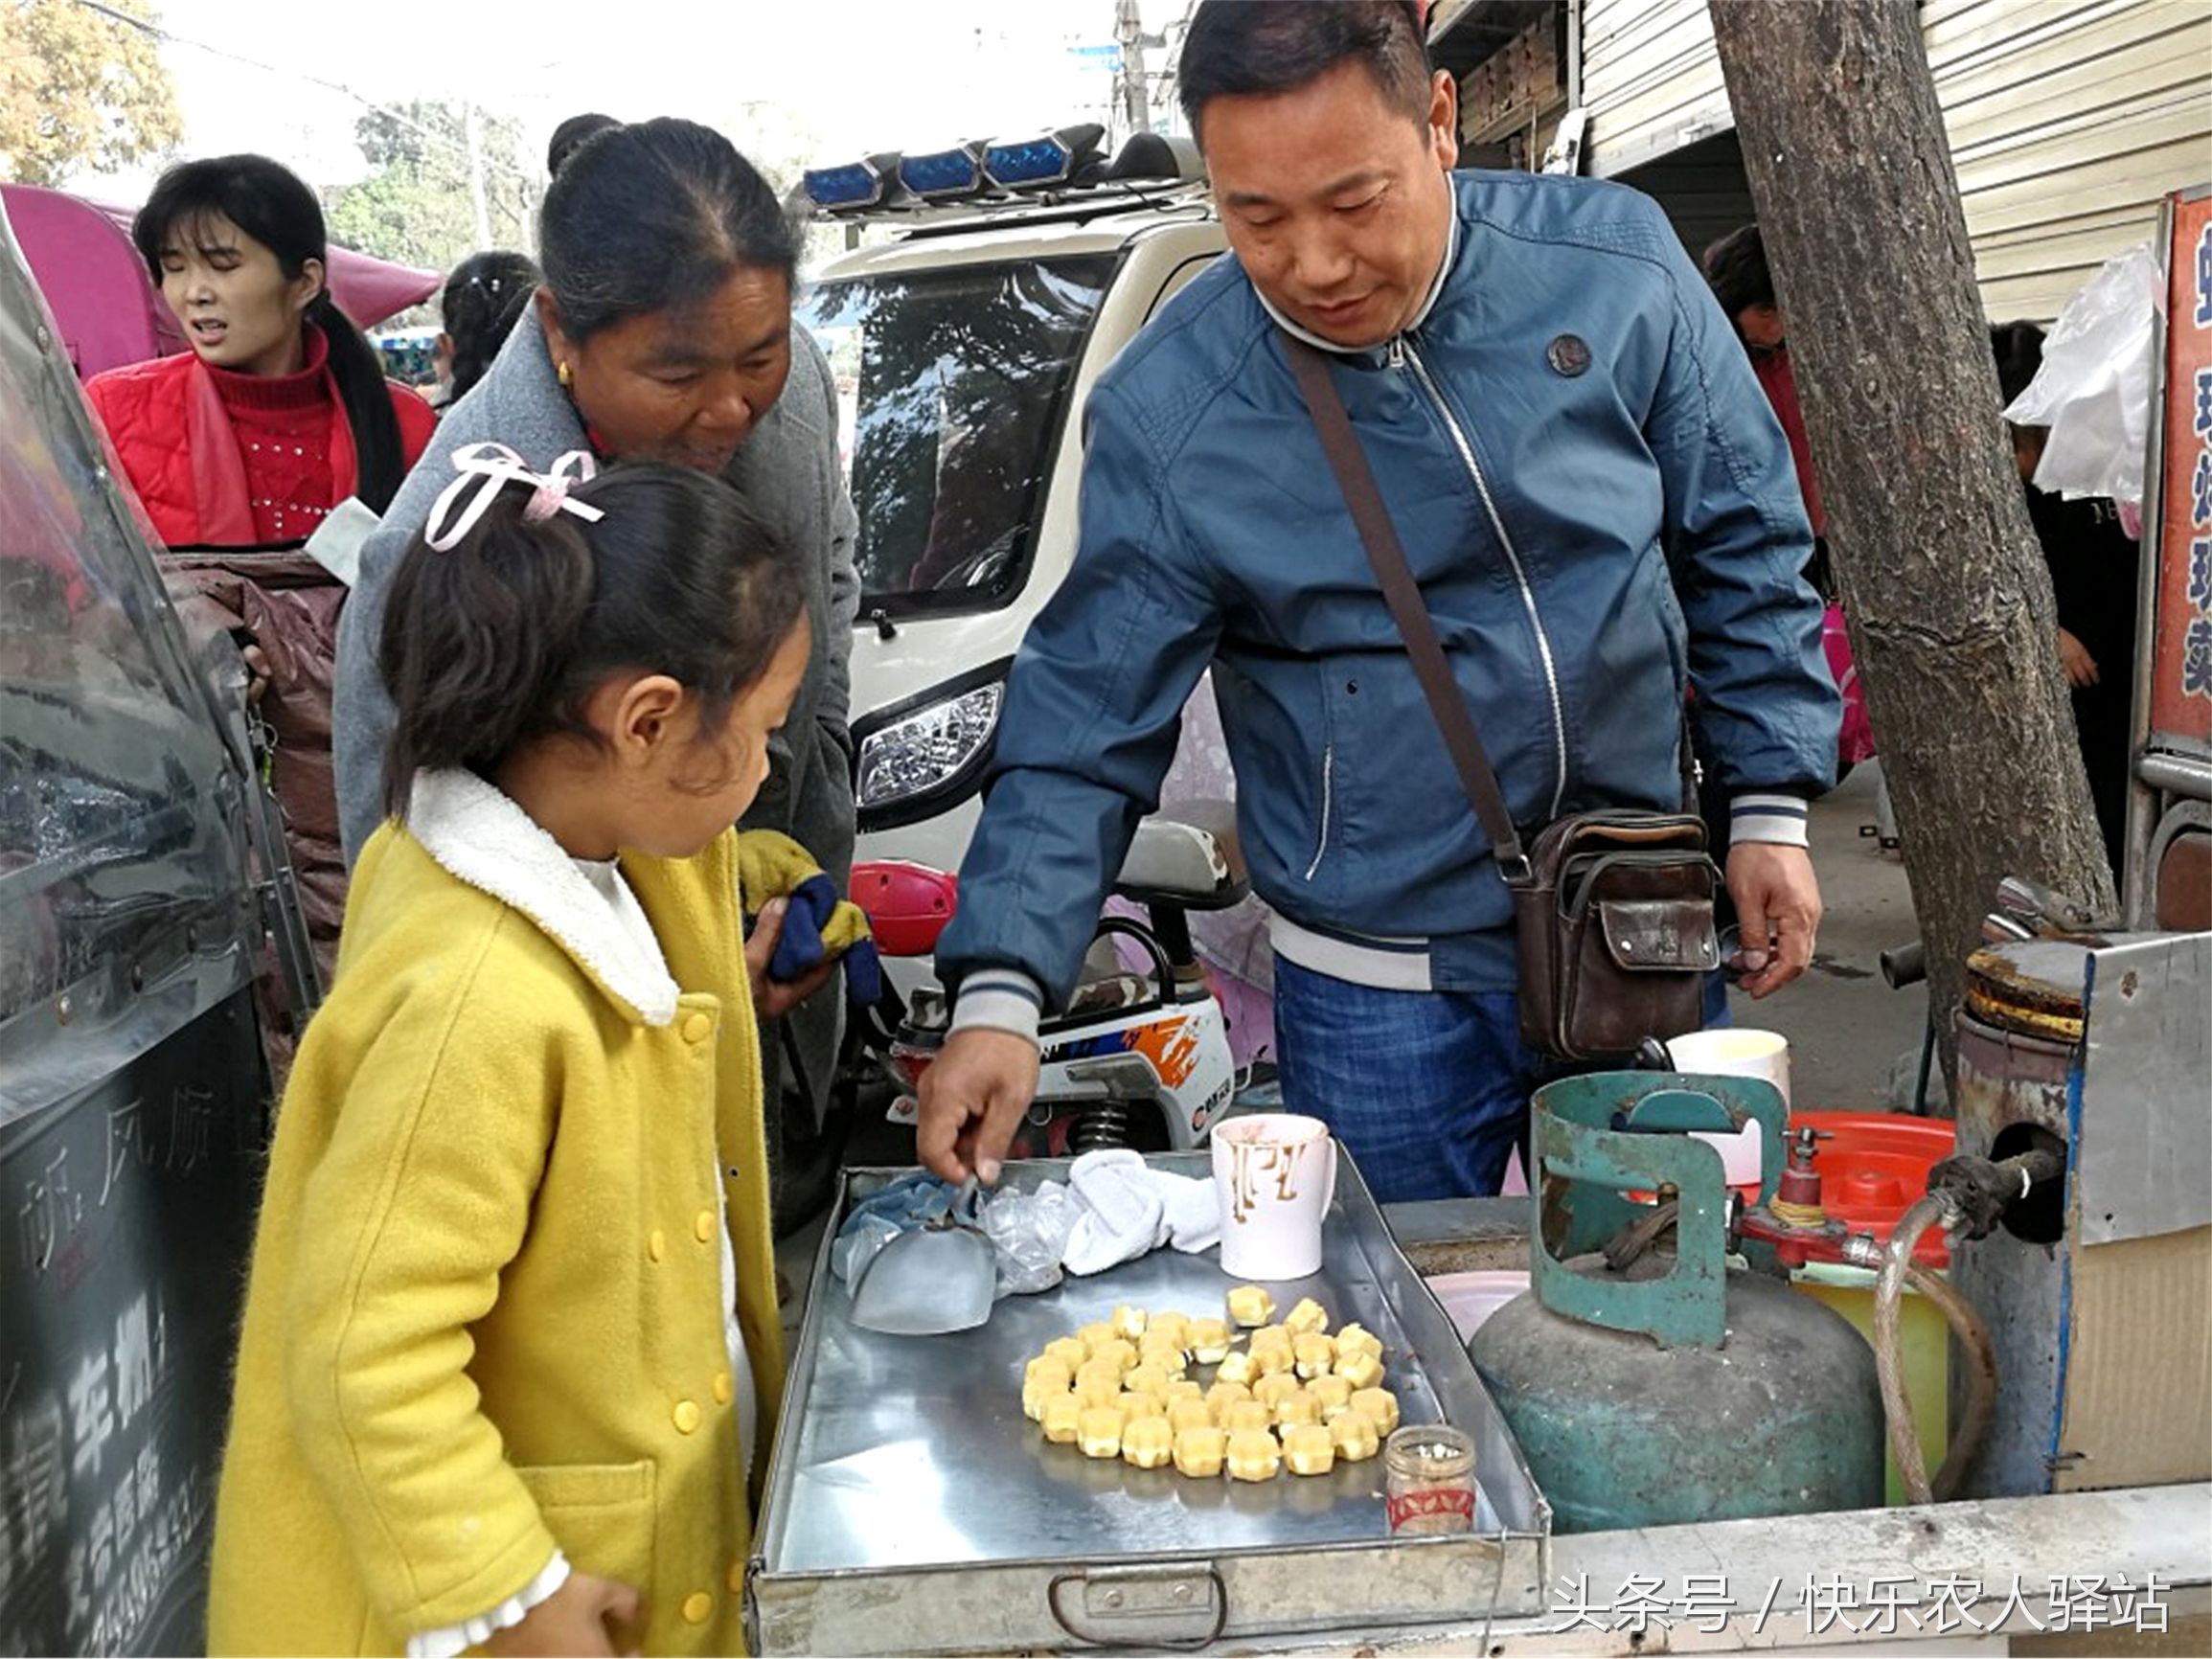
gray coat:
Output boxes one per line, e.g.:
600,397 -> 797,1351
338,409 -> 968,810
331,307 -> 859,1120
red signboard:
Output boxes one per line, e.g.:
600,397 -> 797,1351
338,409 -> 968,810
2149,188 -> 2212,750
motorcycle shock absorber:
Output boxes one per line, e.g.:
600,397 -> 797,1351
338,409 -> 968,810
1071,1100 -> 1136,1153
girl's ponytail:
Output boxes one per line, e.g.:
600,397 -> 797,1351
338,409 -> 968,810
310,291 -> 407,512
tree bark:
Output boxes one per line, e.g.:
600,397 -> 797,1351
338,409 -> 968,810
1708,0 -> 2118,1099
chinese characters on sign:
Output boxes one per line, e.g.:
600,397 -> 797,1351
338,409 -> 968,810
2152,192 -> 2212,739
1545,1572 -> 2171,1641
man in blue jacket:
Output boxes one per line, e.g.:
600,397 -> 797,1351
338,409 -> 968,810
919,0 -> 1839,1202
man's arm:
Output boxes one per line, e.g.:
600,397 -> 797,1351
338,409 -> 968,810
1641,207 -> 1841,993
921,383 -> 1223,1179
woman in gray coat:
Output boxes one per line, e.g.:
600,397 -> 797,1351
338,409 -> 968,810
333,118 -> 858,1225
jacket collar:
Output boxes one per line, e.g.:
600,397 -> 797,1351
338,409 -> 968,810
1254,187 -> 1460,357
405,768 -> 680,1027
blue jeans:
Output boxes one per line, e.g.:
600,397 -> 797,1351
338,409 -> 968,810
1273,959 -> 1548,1203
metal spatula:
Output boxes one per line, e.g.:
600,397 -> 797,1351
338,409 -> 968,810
849,1176 -> 997,1336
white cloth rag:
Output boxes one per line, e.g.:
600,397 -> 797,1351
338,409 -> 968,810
1061,1149 -> 1222,1276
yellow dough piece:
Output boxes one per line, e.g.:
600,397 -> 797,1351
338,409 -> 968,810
1204,1381 -> 1252,1422
1275,1391 -> 1322,1429
1168,1398 -> 1215,1434
1112,1304 -> 1149,1340
1148,1312 -> 1193,1352
1249,1341 -> 1294,1378
1215,1351 -> 1258,1387
1283,1297 -> 1330,1337
1043,1337 -> 1089,1373
1334,1323 -> 1384,1362
1283,1422 -> 1335,1475
1125,1363 -> 1173,1398
1251,1373 -> 1303,1412
1042,1396 -> 1083,1444
1023,1369 -> 1072,1420
1079,1405 -> 1126,1459
1138,1336 -> 1188,1375
1349,1387 -> 1400,1435
1249,1323 -> 1292,1353
1077,1322 -> 1116,1353
1089,1338 -> 1137,1374
1162,1378 -> 1204,1402
1122,1414 -> 1174,1468
1226,1428 -> 1282,1481
1026,1355 -> 1072,1390
1293,1333 -> 1337,1379
1120,1390 -> 1167,1420
1330,1410 -> 1381,1461
1226,1284 -> 1276,1327
1174,1424 -> 1227,1478
1223,1400 -> 1275,1437
1334,1351 -> 1385,1390
1074,1374 -> 1123,1411
1187,1317 -> 1232,1365
1307,1375 -> 1355,1418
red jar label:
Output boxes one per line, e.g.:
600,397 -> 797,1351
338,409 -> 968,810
1386,1486 -> 1476,1532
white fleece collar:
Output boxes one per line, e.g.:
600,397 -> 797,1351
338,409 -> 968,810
1257,188 -> 1460,355
405,769 -> 680,1027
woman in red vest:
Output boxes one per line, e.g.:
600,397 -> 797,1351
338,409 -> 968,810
86,154 -> 436,547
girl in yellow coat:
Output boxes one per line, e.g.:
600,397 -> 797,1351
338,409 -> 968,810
209,447 -> 820,1656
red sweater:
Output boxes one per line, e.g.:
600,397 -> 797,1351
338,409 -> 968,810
85,325 -> 437,548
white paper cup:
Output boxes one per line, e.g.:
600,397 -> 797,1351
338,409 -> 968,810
1212,1113 -> 1338,1281
1665,1028 -> 1791,1188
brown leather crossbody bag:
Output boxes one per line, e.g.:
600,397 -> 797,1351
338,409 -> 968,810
1284,335 -> 1719,1061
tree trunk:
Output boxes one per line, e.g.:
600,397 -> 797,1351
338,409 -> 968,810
1708,0 -> 2118,1100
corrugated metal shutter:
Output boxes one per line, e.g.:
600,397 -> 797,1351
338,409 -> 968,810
1929,0 -> 2212,323
1582,0 -> 1733,178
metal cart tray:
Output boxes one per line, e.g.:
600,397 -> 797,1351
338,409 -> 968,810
748,1152 -> 1550,1653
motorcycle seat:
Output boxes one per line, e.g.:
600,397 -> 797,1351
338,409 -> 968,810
1112,800 -> 1249,913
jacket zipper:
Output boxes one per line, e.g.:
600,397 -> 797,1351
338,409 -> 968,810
1393,336 -> 1569,819
1305,743 -> 1334,880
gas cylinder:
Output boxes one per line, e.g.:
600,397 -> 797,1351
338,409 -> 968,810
1469,1073 -> 1884,1533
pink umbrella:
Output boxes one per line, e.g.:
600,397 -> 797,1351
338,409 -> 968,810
4,183 -> 442,380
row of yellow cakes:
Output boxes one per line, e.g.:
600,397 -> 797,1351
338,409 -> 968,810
1022,1291 -> 1401,1481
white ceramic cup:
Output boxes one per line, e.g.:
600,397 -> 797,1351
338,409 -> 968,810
1212,1113 -> 1338,1281
1664,1028 -> 1791,1188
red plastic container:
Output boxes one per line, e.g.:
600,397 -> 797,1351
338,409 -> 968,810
1791,1110 -> 1956,1268
850,860 -> 958,959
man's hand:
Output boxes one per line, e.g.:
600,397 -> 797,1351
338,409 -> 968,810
744,899 -> 839,1019
1725,842 -> 1822,998
480,1571 -> 641,1657
2058,627 -> 2100,689
917,1028 -> 1041,1187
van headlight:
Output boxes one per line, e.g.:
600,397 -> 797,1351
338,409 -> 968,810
854,665 -> 1008,830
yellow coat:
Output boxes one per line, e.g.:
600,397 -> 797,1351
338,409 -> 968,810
209,774 -> 787,1656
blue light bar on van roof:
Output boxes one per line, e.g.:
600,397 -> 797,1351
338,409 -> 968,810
803,161 -> 887,212
898,147 -> 982,199
983,135 -> 1074,190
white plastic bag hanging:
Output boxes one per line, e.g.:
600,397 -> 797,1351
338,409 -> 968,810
2003,244 -> 2160,509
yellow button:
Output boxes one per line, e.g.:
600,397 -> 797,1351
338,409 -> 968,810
727,1562 -> 746,1595
695,1209 -> 717,1243
682,1591 -> 713,1625
647,1230 -> 666,1261
681,1012 -> 714,1044
673,1399 -> 701,1434
713,1372 -> 734,1405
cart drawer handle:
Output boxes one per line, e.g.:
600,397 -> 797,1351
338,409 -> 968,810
1046,1562 -> 1228,1649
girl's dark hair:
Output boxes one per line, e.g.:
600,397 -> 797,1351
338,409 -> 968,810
537,117 -> 800,345
1991,319 -> 2046,409
1701,223 -> 1775,320
440,250 -> 539,402
1177,1 -> 1430,138
133,154 -> 408,513
378,462 -> 804,815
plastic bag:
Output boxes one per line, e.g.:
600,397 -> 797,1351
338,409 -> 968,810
2003,244 -> 2159,508
979,1180 -> 1080,1297
831,1172 -> 970,1286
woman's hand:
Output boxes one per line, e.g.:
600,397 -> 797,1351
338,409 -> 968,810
744,898 -> 839,1019
480,1571 -> 641,1657
2058,627 -> 2100,689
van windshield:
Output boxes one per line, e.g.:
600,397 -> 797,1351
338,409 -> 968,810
800,255 -> 1113,616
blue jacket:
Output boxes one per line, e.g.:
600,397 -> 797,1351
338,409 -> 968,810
940,171 -> 1838,1011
